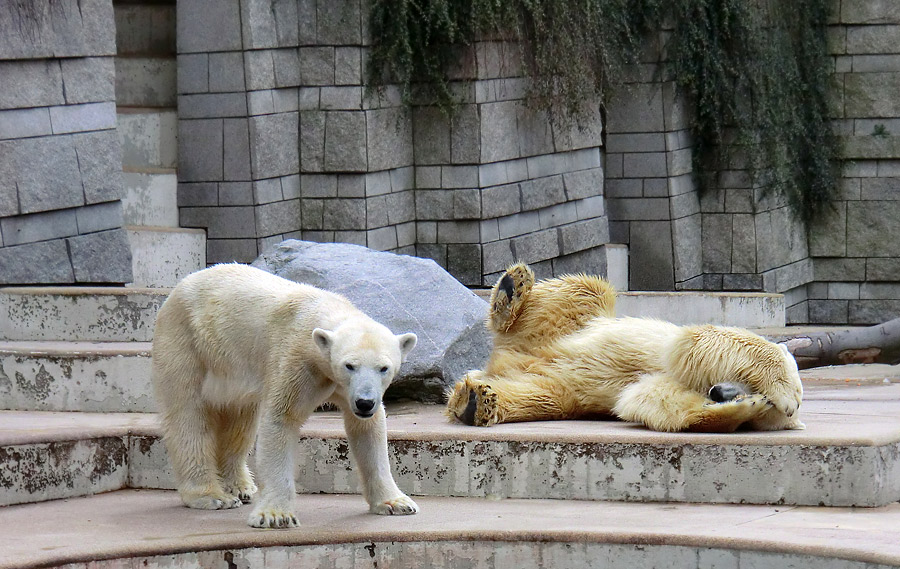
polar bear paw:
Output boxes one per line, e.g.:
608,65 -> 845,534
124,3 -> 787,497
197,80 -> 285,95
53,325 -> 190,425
448,376 -> 501,427
183,492 -> 243,510
371,494 -> 419,515
224,479 -> 258,504
490,263 -> 535,332
248,506 -> 300,529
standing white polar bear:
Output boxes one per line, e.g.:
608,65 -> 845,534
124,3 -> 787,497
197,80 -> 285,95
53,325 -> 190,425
151,264 -> 419,529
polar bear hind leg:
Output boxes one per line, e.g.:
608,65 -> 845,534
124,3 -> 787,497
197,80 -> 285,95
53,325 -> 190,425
488,263 -> 536,334
211,404 -> 259,503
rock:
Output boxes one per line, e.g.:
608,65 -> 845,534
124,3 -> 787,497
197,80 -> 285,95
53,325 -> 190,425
252,239 -> 491,402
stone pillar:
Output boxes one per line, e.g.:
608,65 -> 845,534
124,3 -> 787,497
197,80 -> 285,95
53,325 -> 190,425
0,0 -> 132,284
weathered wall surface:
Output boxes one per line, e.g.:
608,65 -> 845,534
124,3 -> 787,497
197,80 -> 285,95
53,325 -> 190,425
0,0 -> 132,284
176,0 -> 611,286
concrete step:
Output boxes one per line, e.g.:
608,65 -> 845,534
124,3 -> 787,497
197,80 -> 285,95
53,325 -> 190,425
115,56 -> 176,107
0,286 -> 168,342
121,169 -> 178,227
2,490 -> 900,569
2,378 -> 898,508
126,226 -> 206,288
117,108 -> 177,170
0,341 -> 154,412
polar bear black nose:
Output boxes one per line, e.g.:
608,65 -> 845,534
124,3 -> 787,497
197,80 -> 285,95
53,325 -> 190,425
355,398 -> 376,414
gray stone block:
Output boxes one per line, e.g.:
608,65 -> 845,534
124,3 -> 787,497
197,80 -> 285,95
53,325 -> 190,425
558,219 -> 609,255
49,102 -> 116,134
272,88 -> 300,112
300,111 -> 325,172
208,52 -> 246,93
115,57 -> 176,107
605,179 -> 643,198
298,87 -> 320,109
281,175 -> 301,200
606,83 -> 664,133
250,112 -> 300,178
629,220 -> 675,290
298,0 -> 317,44
482,238 -> 515,273
860,282 -> 900,300
317,0 -> 361,45
207,239 -> 259,264
324,112 -> 367,171
499,210 -> 540,239
390,166 -> 415,192
338,174 -> 365,197
0,108 -> 52,140
672,214 -> 701,282
553,104 -> 604,151
240,0 -> 278,48
450,104 -> 481,163
300,198 -> 323,230
60,57 -> 115,104
730,214 -> 757,274
867,258 -> 900,281
75,201 -> 123,234
177,0 -> 242,53
335,47 -> 362,85
253,179 -> 283,204
178,183 -> 218,207
244,50 -> 276,91
512,228 -> 560,264
844,72 -> 900,117
575,196 -> 606,220
847,25 -> 900,54
606,133 -> 666,153
0,0 -> 115,59
755,207 -> 809,272
522,175 -> 565,211
413,107 -> 451,165
623,152 -> 667,178
452,189 -> 481,219
841,1 -> 900,23
177,54 -> 209,94
478,162 -> 507,187
178,119 -> 223,182
722,274 -> 764,291
828,282 -> 861,300
396,221 -> 416,248
415,190 -> 454,220
301,175 -> 337,198
300,47 -> 335,85
448,243 -> 483,286
223,119 -> 251,181
480,101 -> 520,162
0,208 -> 78,246
323,199 -> 366,230
437,220 -> 481,243
539,202 -> 578,229
861,177 -> 900,200
417,221 -> 437,243
815,258 -> 866,281
367,108 -> 413,171
850,299 -> 900,325
181,206 -> 256,238
809,299 -> 849,324
1,135 -> 84,214
526,153 -> 568,179
606,197 -> 670,221
517,106 -> 554,157
808,203 -> 847,257
702,214 -> 732,273
480,218 -> 500,242
670,192 -> 700,219
256,199 -> 301,236
847,201 -> 900,257
334,230 -> 367,246
115,3 -> 176,56
219,182 -> 253,206
320,87 -> 363,110
366,195 -> 389,228
67,229 -> 133,284
272,48 -> 302,87
365,170 -> 391,196
387,191 -> 416,224
643,178 -> 668,198
178,93 -> 247,119
605,153 -> 624,178
563,168 -> 604,200
366,226 -> 398,251
0,239 -> 74,285
442,165 -> 478,189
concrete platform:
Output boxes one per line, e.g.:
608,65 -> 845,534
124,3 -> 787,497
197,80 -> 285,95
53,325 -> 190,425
2,377 -> 899,508
1,489 -> 899,569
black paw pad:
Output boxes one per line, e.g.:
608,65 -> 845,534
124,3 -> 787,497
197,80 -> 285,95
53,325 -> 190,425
457,389 -> 477,425
498,274 -> 515,300
709,382 -> 751,403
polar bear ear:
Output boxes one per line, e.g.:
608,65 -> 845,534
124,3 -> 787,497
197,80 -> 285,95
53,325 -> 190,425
396,333 -> 417,361
312,328 -> 334,356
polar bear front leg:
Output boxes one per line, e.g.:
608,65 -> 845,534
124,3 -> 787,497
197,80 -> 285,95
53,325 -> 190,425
342,405 -> 419,515
247,408 -> 303,529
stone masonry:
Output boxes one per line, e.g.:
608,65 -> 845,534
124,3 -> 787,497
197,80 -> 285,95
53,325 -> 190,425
0,0 -> 132,284
176,0 -> 611,286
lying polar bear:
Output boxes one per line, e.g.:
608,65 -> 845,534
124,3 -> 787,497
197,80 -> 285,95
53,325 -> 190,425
152,264 -> 418,528
447,263 -> 804,432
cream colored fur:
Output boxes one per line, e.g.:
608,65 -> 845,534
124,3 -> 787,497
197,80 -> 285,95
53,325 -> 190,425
446,264 -> 804,432
151,264 -> 418,529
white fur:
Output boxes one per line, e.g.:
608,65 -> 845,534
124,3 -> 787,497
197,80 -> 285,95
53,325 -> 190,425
151,264 -> 418,528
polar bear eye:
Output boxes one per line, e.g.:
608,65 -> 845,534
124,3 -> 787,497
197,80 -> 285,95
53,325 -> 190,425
379,366 -> 389,374
345,363 -> 356,371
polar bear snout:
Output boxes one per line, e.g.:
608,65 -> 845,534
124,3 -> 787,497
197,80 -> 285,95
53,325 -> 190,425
354,397 -> 377,417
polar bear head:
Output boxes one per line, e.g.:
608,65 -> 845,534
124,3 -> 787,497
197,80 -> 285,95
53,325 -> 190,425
313,320 -> 417,418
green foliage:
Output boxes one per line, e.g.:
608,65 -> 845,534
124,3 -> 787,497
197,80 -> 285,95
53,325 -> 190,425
367,0 -> 838,221
873,124 -> 889,137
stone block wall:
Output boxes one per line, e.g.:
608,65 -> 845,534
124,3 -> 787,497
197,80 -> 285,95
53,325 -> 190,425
0,0 -> 132,284
176,0 -> 610,286
806,1 -> 900,324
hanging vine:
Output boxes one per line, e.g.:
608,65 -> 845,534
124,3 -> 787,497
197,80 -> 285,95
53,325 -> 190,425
367,0 -> 838,221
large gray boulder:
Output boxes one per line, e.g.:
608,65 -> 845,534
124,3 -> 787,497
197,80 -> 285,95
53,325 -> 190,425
252,240 -> 491,402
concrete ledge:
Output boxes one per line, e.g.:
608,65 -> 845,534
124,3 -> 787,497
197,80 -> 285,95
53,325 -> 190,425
616,291 -> 786,328
126,226 -> 206,288
0,287 -> 169,341
1,490 -> 899,569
